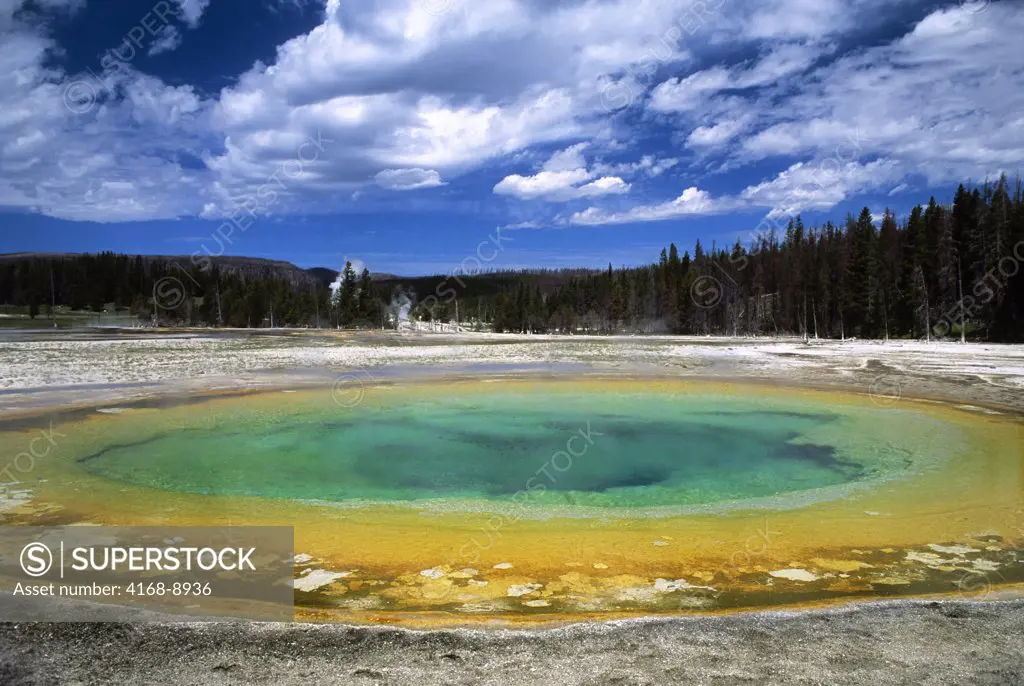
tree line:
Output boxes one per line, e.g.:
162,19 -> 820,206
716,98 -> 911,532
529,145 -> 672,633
0,253 -> 332,328
1,177 -> 1021,340
481,177 -> 1024,341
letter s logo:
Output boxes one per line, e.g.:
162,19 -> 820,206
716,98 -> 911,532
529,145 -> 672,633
20,542 -> 53,577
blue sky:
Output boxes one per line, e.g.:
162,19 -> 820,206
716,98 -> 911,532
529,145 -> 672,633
0,0 -> 1021,275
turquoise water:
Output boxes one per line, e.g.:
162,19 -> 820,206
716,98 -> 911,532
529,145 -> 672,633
77,389 -> 933,508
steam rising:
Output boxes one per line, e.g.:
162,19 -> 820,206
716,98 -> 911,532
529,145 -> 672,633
388,290 -> 413,329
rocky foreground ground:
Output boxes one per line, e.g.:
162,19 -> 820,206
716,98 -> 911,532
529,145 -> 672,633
1,600 -> 1022,685
1,330 -> 1023,413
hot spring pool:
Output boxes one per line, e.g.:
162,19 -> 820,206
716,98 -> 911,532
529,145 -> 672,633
1,377 -> 1022,624
78,393 -> 921,508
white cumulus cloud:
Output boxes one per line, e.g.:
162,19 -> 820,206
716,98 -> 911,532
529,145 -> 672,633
571,187 -> 725,226
493,144 -> 630,201
374,168 -> 446,191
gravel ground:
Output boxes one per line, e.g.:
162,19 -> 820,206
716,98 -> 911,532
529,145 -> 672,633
1,330 -> 1023,414
1,600 -> 1022,685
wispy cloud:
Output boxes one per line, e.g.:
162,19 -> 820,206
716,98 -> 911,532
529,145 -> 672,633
0,0 -> 1019,227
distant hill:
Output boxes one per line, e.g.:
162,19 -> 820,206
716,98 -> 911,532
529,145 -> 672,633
305,266 -> 340,287
0,254 -> 434,289
0,252 -> 332,289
